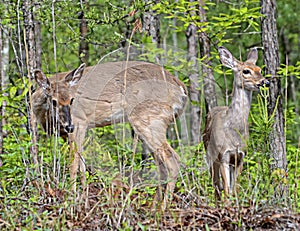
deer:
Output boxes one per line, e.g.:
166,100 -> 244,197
32,61 -> 188,208
32,63 -> 86,141
203,46 -> 269,200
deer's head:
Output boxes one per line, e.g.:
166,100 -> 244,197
218,46 -> 269,91
33,63 -> 85,135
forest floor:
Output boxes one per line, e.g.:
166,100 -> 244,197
1,170 -> 299,230
30,182 -> 300,231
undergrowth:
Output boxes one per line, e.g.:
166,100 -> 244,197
0,87 -> 299,230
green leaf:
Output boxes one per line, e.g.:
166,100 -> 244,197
9,86 -> 17,98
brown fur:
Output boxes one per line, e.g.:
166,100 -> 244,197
204,47 -> 269,200
33,61 -> 188,209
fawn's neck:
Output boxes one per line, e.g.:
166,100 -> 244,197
228,82 -> 253,125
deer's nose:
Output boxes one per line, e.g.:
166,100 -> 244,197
257,79 -> 270,88
65,124 -> 74,133
264,79 -> 270,87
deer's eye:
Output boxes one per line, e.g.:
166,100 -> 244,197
70,98 -> 74,105
52,99 -> 57,107
243,69 -> 251,75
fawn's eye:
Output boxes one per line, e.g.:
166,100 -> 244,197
243,69 -> 251,75
52,99 -> 57,107
70,98 -> 74,105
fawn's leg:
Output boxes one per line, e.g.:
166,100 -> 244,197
211,162 -> 222,201
220,162 -> 230,198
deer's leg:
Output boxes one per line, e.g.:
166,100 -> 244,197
232,158 -> 244,195
220,161 -> 230,198
129,111 -> 180,209
211,162 -> 221,201
229,164 -> 238,195
146,142 -> 180,210
236,160 -> 243,177
229,152 -> 244,195
155,142 -> 180,208
70,123 -> 87,192
69,134 -> 79,192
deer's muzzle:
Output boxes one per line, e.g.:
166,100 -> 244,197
65,124 -> 74,133
257,79 -> 270,88
62,105 -> 74,133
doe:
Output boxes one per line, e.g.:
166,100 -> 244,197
32,61 -> 188,208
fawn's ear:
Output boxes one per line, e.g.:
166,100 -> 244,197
65,63 -> 86,87
246,48 -> 258,64
218,46 -> 238,69
33,69 -> 51,94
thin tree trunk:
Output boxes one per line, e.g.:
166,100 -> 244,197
142,0 -> 160,46
79,0 -> 89,65
23,0 -> 39,167
0,20 -> 9,160
0,21 -> 2,160
141,0 -> 161,158
198,0 -> 217,113
34,2 -> 42,70
260,0 -> 287,197
281,31 -> 298,115
186,20 -> 200,145
173,10 -> 189,145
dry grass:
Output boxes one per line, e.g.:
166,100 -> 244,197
2,178 -> 298,231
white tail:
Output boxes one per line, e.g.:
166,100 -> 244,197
33,61 -> 187,208
203,47 -> 269,200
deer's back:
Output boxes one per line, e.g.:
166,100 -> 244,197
75,61 -> 185,95
71,61 -> 187,127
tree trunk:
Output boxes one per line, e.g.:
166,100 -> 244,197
79,1 -> 89,65
141,0 -> 161,158
198,0 -> 217,113
23,0 -> 39,167
281,31 -> 298,116
142,0 -> 160,46
0,21 -> 2,160
173,7 -> 189,145
0,20 -> 9,161
34,2 -> 42,70
186,20 -> 200,145
260,0 -> 287,196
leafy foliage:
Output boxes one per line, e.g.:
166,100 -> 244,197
0,0 -> 299,229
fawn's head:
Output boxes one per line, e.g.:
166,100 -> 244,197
218,46 -> 269,91
33,63 -> 85,134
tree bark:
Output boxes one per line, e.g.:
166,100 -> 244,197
0,21 -> 2,160
186,20 -> 200,145
173,7 -> 189,145
141,0 -> 161,157
281,31 -> 298,115
23,0 -> 37,73
198,0 -> 217,113
34,2 -> 42,70
23,0 -> 39,167
142,0 -> 160,46
79,1 -> 89,65
260,0 -> 287,196
0,20 -> 9,161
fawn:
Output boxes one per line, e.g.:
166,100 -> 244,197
203,47 -> 269,200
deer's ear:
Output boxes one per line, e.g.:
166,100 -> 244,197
65,63 -> 86,87
218,46 -> 237,69
33,69 -> 51,94
246,48 -> 258,64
